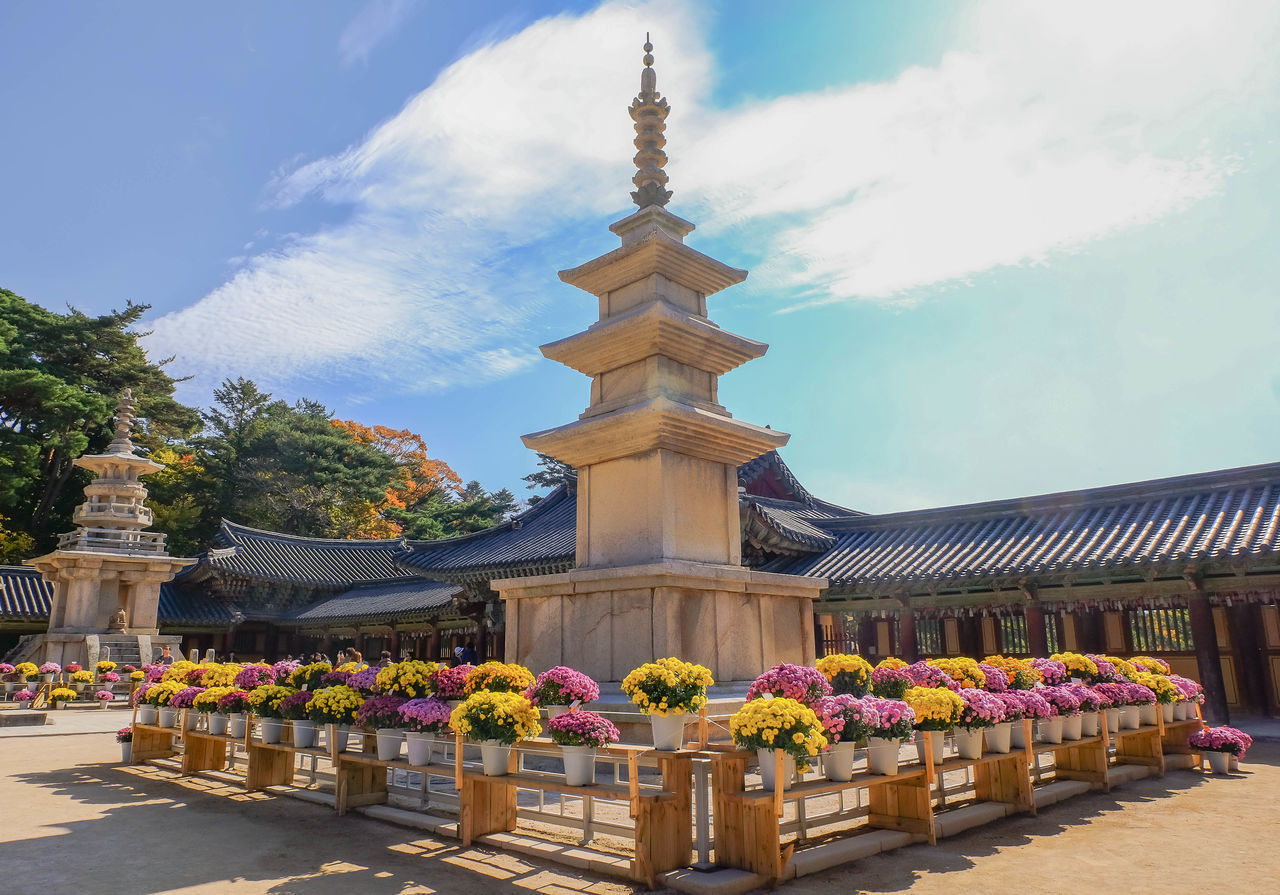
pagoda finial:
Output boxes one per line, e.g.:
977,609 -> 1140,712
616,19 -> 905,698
106,388 -> 138,454
629,34 -> 672,208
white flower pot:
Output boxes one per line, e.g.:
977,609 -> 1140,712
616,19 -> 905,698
209,713 -> 229,736
1139,704 -> 1158,726
757,748 -> 794,792
985,722 -> 1012,754
406,731 -> 435,765
562,745 -> 597,786
915,731 -> 945,765
157,707 -> 178,729
3,681 -> 16,693
1062,714 -> 1083,741
650,713 -> 685,751
73,682 -> 86,693
954,726 -> 984,760
1206,751 -> 1231,774
228,713 -> 247,739
1230,755 -> 1240,772
1173,702 -> 1188,721
1106,709 -> 1122,732
292,719 -> 317,749
138,704 -> 158,725
376,728 -> 404,761
1037,717 -> 1064,744
332,725 -> 353,753
545,705 -> 570,720
1080,711 -> 1100,737
824,741 -> 858,782
867,737 -> 901,775
120,743 -> 132,763
1121,706 -> 1141,729
1010,720 -> 1028,749
1161,703 -> 1175,724
480,740 -> 512,776
98,699 -> 109,709
259,718 -> 283,744
40,674 -> 54,683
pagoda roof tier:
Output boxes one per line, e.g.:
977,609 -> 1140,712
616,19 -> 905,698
522,395 -> 789,468
558,227 -> 747,298
540,298 -> 768,377
73,451 -> 163,476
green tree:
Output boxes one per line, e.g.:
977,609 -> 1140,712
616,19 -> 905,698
521,452 -> 575,505
0,289 -> 200,551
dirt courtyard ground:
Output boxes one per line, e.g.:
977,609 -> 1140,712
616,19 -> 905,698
1,729 -> 1276,895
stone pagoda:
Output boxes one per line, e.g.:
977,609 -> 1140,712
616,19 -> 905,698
495,40 -> 826,684
25,389 -> 191,668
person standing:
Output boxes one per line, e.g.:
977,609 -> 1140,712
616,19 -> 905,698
156,645 -> 174,666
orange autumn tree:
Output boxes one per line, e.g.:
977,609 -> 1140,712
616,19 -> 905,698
329,421 -> 463,539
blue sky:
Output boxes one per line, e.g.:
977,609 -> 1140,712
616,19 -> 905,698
3,0 -> 1278,513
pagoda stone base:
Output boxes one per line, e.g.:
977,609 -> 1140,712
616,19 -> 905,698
22,632 -> 184,670
496,560 -> 826,684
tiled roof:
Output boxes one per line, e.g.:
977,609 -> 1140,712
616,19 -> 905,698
767,461 -> 1280,592
0,566 -> 52,619
401,484 -> 577,584
158,585 -> 240,627
202,520 -> 417,586
284,579 -> 461,625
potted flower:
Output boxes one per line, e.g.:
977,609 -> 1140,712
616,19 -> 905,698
449,691 -> 542,776
1036,686 -> 1080,743
955,689 -> 1005,758
1050,652 -> 1099,683
49,686 -> 77,708
1132,671 -> 1178,723
548,710 -> 621,785
862,697 -> 914,774
356,695 -> 409,760
148,680 -> 186,727
192,686 -> 234,734
66,662 -> 82,676
95,660 -> 117,680
374,660 -> 438,699
1030,658 -> 1068,686
399,698 -> 453,764
39,662 -> 62,683
431,665 -> 473,706
988,693 -> 1023,753
132,683 -> 156,724
70,669 -> 94,692
1190,725 -> 1250,774
1169,675 -> 1203,720
307,685 -> 366,753
464,662 -> 536,696
348,667 -> 381,695
816,654 -> 874,696
287,661 -> 332,692
271,659 -> 302,682
870,665 -> 911,700
117,726 -> 133,763
1130,655 -> 1172,674
903,662 -> 958,691
926,658 -> 987,690
1065,683 -> 1104,736
14,689 -> 36,703
129,670 -> 145,684
977,663 -> 1008,693
815,695 -> 878,781
1005,690 -> 1053,748
747,663 -> 832,707
904,686 -> 964,764
621,658 -> 714,750
246,685 -> 295,743
217,690 -> 253,738
1121,681 -> 1157,727
100,671 -> 121,687
526,666 -> 600,719
15,662 -> 39,686
234,664 -> 275,689
169,686 -> 205,729
729,698 -> 827,791
279,691 -> 318,747
0,663 -> 16,692
95,689 -> 114,708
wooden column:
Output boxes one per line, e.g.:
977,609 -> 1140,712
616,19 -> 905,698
1186,574 -> 1229,724
389,626 -> 401,661
428,625 -> 441,664
1226,601 -> 1274,716
1024,604 -> 1048,657
857,616 -> 876,658
898,607 -> 919,662
813,612 -> 826,658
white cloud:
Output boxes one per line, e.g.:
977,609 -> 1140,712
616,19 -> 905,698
338,0 -> 420,68
149,0 -> 1280,395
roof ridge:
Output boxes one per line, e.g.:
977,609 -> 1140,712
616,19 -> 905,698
824,459 -> 1280,531
219,518 -> 409,550
406,482 -> 574,552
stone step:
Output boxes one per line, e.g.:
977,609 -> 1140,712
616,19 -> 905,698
0,710 -> 49,727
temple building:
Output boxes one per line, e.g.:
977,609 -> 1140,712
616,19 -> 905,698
3,44 -> 1279,721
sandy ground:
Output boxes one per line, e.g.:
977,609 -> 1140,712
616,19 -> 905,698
2,726 -> 1276,895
